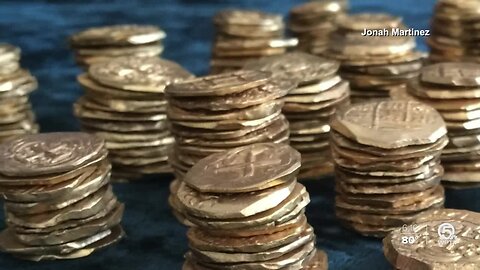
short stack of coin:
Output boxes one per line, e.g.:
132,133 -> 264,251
0,44 -> 39,143
74,56 -> 193,180
324,13 -> 424,103
165,69 -> 292,181
210,10 -> 297,74
331,100 -> 448,237
0,132 -> 124,261
70,24 -> 165,68
384,208 -> 480,270
244,52 -> 350,179
428,0 -> 480,63
289,0 -> 348,55
404,62 -> 480,189
175,143 -> 328,270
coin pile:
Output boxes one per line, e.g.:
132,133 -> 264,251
0,44 -> 39,143
403,63 -> 480,189
70,24 -> 165,68
74,56 -> 193,180
331,100 -> 448,237
210,10 -> 297,74
324,13 -> 424,103
289,0 -> 348,55
0,132 -> 124,261
384,208 -> 480,270
175,143 -> 327,270
165,69 -> 292,181
244,52 -> 349,179
428,0 -> 480,63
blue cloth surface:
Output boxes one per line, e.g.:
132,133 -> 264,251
0,0 -> 479,269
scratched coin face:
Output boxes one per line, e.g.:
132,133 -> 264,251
184,143 -> 301,193
331,100 -> 447,149
244,52 -> 339,85
420,62 -> 480,87
384,212 -> 480,270
0,132 -> 105,177
88,56 -> 193,92
165,70 -> 272,97
70,24 -> 166,46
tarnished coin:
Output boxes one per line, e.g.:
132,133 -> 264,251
214,10 -> 282,27
336,13 -> 402,31
70,24 -> 165,46
331,100 -> 447,149
420,62 -> 480,87
184,143 -> 301,193
383,212 -> 480,270
165,70 -> 271,97
244,52 -> 340,85
88,56 -> 193,92
0,132 -> 105,177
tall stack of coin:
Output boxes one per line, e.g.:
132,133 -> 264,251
331,100 -> 448,237
428,0 -> 480,63
0,132 -> 124,261
74,56 -> 193,180
176,143 -> 328,270
69,24 -> 165,68
210,10 -> 297,74
324,13 -> 423,103
244,52 -> 350,179
0,44 -> 39,143
166,69 -> 292,180
402,63 -> 480,189
383,208 -> 480,270
289,0 -> 348,55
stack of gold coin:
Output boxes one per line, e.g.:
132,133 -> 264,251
401,63 -> 480,189
175,143 -> 328,270
0,132 -> 124,261
383,208 -> 480,270
428,0 -> 480,63
289,0 -> 348,55
69,24 -> 166,67
331,100 -> 448,237
210,10 -> 297,74
324,13 -> 424,103
165,69 -> 293,181
0,44 -> 39,143
244,52 -> 350,179
74,56 -> 193,180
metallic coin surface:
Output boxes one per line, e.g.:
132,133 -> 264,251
336,13 -> 402,31
331,100 -> 447,149
420,62 -> 480,87
0,132 -> 105,177
88,56 -> 193,92
214,10 -> 282,27
70,24 -> 165,46
184,143 -> 301,193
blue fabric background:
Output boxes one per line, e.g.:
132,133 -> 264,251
0,0 -> 479,269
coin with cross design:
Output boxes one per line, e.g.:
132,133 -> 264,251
0,132 -> 105,177
184,143 -> 301,193
420,62 -> 480,87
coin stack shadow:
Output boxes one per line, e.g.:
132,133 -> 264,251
0,44 -> 39,143
74,56 -> 194,181
244,52 -> 350,179
330,100 -> 448,237
402,62 -> 480,189
69,24 -> 166,68
383,208 -> 480,270
324,13 -> 424,103
428,0 -> 480,63
210,10 -> 297,74
289,0 -> 348,55
175,143 -> 328,270
0,132 -> 124,261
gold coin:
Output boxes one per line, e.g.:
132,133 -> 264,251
408,78 -> 480,99
214,10 -> 283,27
336,13 -> 402,32
420,62 -> 480,87
70,24 -> 165,46
184,143 -> 301,193
284,80 -> 349,103
336,165 -> 441,184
